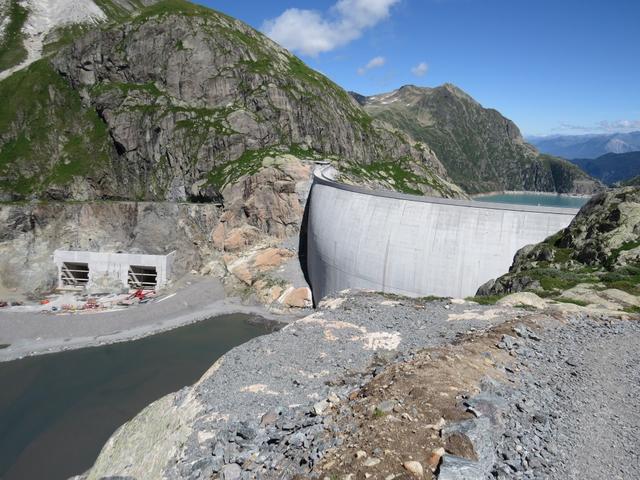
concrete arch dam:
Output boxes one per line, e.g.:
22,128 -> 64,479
306,168 -> 579,301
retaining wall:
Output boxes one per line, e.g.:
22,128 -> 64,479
306,168 -> 578,300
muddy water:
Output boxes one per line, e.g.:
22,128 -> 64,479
0,313 -> 273,480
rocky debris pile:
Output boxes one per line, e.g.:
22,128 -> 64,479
489,315 -> 640,480
481,187 -> 640,310
82,292 -> 525,480
78,289 -> 640,480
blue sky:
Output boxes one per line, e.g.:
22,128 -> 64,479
197,0 -> 639,136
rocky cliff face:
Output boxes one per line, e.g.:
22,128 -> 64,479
0,1 -> 454,202
357,84 -> 602,194
480,186 -> 640,310
0,201 -> 220,294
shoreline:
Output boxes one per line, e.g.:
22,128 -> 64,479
0,276 -> 303,363
472,190 -> 594,199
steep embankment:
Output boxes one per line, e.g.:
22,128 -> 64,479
0,0 -> 456,202
355,85 -> 601,194
480,186 -> 640,312
0,202 -> 220,293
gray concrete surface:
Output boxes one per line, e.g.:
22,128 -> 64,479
307,168 -> 578,300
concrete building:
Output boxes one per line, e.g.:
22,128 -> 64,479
53,250 -> 175,291
306,167 -> 579,301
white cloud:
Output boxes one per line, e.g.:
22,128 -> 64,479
411,62 -> 428,77
558,119 -> 640,134
262,0 -> 400,57
357,56 -> 386,75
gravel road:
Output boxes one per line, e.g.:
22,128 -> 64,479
0,276 -> 297,362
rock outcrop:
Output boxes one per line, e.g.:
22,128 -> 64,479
0,1 -> 454,201
0,201 -> 220,294
356,84 -> 602,194
481,186 -> 640,311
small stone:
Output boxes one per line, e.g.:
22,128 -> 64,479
426,417 -> 446,431
220,463 -> 242,480
314,400 -> 330,415
428,447 -> 445,471
328,392 -> 340,404
363,458 -> 381,467
376,400 -> 396,413
403,460 -> 424,477
356,450 -> 368,459
260,410 -> 279,426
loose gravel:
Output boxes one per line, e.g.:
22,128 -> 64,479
490,315 -> 640,480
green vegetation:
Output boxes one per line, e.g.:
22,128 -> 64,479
0,0 -> 29,71
553,297 -> 589,307
0,60 -> 112,197
600,265 -> 640,296
42,24 -> 92,55
206,145 -> 316,191
133,0 -> 213,22
608,240 -> 640,266
466,294 -> 505,305
372,408 -> 387,419
340,158 -> 455,196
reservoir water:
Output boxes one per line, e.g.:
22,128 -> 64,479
0,313 -> 273,480
474,192 -> 589,209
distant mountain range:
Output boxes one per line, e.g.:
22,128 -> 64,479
528,131 -> 640,159
569,151 -> 640,185
352,85 -> 600,194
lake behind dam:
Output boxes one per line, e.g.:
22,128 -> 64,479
474,192 -> 590,209
0,313 -> 273,480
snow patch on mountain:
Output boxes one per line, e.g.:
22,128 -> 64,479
0,0 -> 106,80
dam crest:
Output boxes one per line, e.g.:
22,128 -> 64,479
306,167 -> 579,301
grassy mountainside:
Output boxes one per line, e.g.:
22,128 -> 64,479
0,0 -> 458,201
570,151 -> 640,185
356,84 -> 601,194
0,0 -> 28,71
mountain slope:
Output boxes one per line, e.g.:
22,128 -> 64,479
356,84 -> 601,194
623,176 -> 640,186
0,0 -> 158,80
570,151 -> 640,185
0,0 -> 458,201
529,131 -> 640,159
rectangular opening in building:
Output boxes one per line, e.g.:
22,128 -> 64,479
61,262 -> 90,287
128,265 -> 158,289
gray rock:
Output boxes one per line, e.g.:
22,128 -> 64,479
220,463 -> 242,480
437,455 -> 484,480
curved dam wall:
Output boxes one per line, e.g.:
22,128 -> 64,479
306,168 -> 579,300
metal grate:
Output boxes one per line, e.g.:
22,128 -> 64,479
61,262 -> 90,286
128,265 -> 158,289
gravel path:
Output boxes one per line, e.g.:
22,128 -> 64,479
0,276 -> 296,362
492,316 -> 640,480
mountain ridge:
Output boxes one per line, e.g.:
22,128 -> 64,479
354,84 -> 601,194
529,131 -> 640,159
570,151 -> 640,185
0,0 -> 460,201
